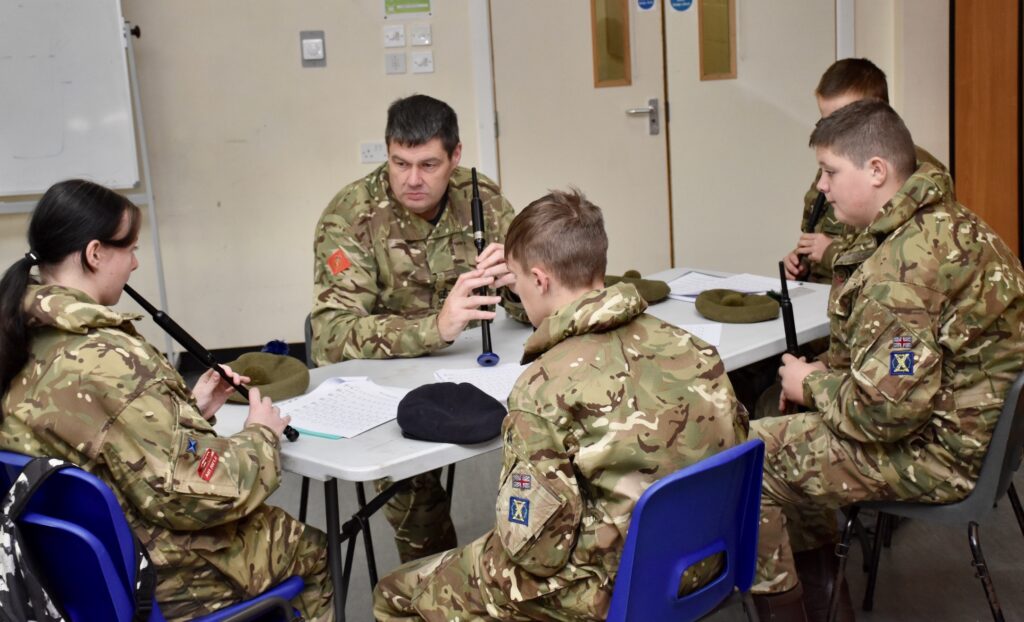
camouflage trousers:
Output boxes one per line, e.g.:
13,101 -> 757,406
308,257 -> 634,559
750,412 -> 962,594
375,468 -> 457,563
157,505 -> 334,621
374,528 -> 724,620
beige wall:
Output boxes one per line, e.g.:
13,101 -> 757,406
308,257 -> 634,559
856,0 -> 950,165
0,0 -> 487,350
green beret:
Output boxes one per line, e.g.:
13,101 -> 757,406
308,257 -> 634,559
225,352 -> 310,404
695,289 -> 780,323
605,270 -> 670,304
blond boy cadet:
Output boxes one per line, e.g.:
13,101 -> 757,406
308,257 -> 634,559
373,189 -> 748,621
751,100 -> 1024,622
311,95 -> 526,562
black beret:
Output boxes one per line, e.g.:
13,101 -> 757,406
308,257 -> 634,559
397,382 -> 507,444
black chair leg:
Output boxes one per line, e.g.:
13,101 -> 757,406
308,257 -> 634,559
356,482 -> 379,587
968,521 -> 1005,622
1008,482 -> 1024,540
862,512 -> 889,611
852,513 -> 873,572
298,476 -> 310,523
827,505 -> 858,622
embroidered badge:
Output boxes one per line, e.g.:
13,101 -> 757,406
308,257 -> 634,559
186,438 -> 198,455
197,448 -> 219,481
508,496 -> 530,526
327,249 -> 351,275
511,473 -> 532,490
890,351 -> 915,376
891,335 -> 913,349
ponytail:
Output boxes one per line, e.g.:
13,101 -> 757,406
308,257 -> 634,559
0,180 -> 140,418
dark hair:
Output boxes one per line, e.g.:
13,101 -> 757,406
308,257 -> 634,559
0,179 -> 140,412
505,188 -> 608,289
385,94 -> 460,156
809,99 -> 916,181
816,58 -> 889,104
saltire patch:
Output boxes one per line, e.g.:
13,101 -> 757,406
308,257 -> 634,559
890,351 -> 914,376
508,496 -> 530,526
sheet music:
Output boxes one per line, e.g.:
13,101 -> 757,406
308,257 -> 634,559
433,364 -> 528,404
276,377 -> 407,439
668,271 -> 800,301
677,323 -> 722,346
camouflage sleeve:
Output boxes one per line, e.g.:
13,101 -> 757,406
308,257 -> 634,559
799,177 -> 820,233
311,203 -> 448,365
491,193 -> 530,324
815,230 -> 854,276
493,410 -> 582,578
804,282 -> 943,443
101,378 -> 283,531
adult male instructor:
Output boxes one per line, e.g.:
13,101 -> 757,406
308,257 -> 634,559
311,94 -> 526,562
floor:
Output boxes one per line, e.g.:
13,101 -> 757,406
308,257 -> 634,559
265,449 -> 1024,622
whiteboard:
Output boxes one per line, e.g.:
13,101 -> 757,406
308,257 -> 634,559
0,0 -> 139,196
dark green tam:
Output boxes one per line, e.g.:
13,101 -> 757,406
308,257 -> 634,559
695,289 -> 780,323
604,269 -> 670,304
225,352 -> 310,403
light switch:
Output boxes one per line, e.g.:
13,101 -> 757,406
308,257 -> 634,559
410,24 -> 432,46
383,25 -> 405,48
299,30 -> 326,68
411,50 -> 434,74
385,52 -> 407,75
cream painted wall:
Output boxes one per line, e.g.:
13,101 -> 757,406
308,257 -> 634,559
855,0 -> 950,164
0,1 -> 488,350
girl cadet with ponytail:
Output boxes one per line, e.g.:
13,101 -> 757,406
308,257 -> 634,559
0,180 -> 334,621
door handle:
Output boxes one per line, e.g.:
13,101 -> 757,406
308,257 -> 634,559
624,98 -> 660,135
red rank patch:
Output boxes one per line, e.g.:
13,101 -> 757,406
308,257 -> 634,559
197,448 -> 219,481
328,249 -> 351,275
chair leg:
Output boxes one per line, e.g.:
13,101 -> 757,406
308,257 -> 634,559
862,512 -> 889,612
968,521 -> 1005,622
298,476 -> 310,523
1008,482 -> 1024,540
852,513 -> 873,572
827,505 -> 858,622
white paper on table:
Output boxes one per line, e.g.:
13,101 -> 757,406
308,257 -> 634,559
433,364 -> 528,404
667,271 -> 724,302
676,323 -> 722,346
276,377 -> 408,439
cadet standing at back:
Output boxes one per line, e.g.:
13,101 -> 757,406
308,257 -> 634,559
311,94 -> 528,563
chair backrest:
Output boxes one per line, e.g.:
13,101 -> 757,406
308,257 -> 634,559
606,439 -> 765,622
0,451 -> 136,592
303,313 -> 314,369
977,371 -> 1024,507
19,512 -> 139,622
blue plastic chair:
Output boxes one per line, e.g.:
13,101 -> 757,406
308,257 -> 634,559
0,451 -> 305,622
606,439 -> 765,622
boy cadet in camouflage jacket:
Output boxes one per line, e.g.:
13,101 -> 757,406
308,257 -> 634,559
753,101 -> 1024,620
373,189 -> 748,621
0,285 -> 332,621
783,58 -> 946,285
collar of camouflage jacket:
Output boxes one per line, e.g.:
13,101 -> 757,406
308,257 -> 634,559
866,162 -> 953,238
23,284 -> 142,335
372,163 -> 475,241
521,282 -> 648,364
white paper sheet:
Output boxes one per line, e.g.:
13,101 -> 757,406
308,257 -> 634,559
667,271 -> 799,302
276,377 -> 407,439
433,364 -> 528,404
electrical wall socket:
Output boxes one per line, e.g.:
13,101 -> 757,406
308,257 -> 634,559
360,142 -> 388,164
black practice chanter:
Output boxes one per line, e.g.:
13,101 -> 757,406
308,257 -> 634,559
471,168 -> 500,367
778,260 -> 800,414
797,192 -> 829,277
123,284 -> 300,442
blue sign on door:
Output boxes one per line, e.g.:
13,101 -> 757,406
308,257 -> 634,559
637,0 -> 656,10
670,0 -> 693,11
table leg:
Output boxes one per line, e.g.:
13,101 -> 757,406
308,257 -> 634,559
354,482 -> 379,587
324,479 -> 346,622
299,476 -> 310,523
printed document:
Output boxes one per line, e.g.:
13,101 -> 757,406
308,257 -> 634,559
433,364 -> 528,404
277,377 -> 407,439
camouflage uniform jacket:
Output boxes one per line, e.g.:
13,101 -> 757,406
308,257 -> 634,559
311,164 -> 526,365
800,145 -> 946,283
0,285 -> 282,570
480,283 -> 747,614
802,163 -> 1024,495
